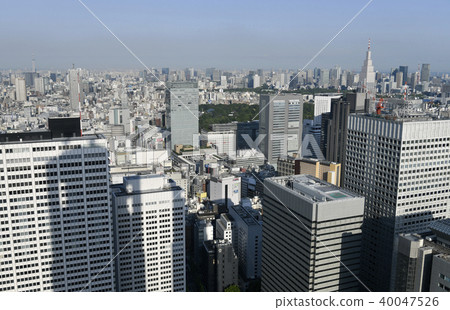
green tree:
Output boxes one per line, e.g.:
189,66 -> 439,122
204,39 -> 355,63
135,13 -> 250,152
224,284 -> 241,292
303,102 -> 314,120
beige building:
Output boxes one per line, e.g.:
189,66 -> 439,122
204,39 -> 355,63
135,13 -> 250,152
277,156 -> 341,186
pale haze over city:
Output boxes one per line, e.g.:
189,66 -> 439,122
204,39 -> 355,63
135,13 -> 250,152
1,0 -> 450,71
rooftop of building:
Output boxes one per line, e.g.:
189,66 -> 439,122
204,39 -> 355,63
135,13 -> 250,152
0,132 -> 105,145
203,239 -> 233,252
429,218 -> 450,237
268,174 -> 360,203
210,173 -> 241,182
435,254 -> 450,263
314,93 -> 343,98
230,204 -> 260,227
353,110 -> 450,123
0,117 -> 103,144
277,155 -> 338,166
167,81 -> 198,88
112,174 -> 183,197
404,226 -> 450,258
220,213 -> 234,223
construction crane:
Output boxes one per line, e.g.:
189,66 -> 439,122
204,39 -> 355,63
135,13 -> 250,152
376,98 -> 384,115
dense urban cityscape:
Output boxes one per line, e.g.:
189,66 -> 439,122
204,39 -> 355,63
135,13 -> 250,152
1,2 -> 450,308
1,42 -> 449,294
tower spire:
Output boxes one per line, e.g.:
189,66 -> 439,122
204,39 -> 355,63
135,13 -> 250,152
368,38 -> 371,50
32,54 -> 36,72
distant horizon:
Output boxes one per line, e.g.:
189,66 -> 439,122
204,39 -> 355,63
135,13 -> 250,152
0,63 -> 447,76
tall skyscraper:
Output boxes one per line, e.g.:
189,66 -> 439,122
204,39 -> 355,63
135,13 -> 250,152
313,94 -> 342,125
111,175 -> 186,292
421,64 -> 430,82
15,77 -> 26,102
319,69 -> 330,87
325,94 -> 367,185
396,72 -> 404,88
259,94 -> 303,165
359,40 -> 376,96
165,82 -> 199,149
344,114 -> 450,291
261,175 -> 365,292
0,130 -> 115,291
399,66 -> 409,85
68,68 -> 84,111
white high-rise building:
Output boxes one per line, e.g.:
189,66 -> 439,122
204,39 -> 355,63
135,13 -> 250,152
111,175 -> 186,292
344,114 -> 450,292
68,68 -> 84,111
359,40 -> 376,97
209,175 -> 241,206
109,107 -> 131,135
313,94 -> 342,125
253,74 -> 261,88
0,132 -> 115,291
220,75 -> 227,87
201,130 -> 236,159
34,77 -> 45,94
165,82 -> 199,149
15,77 -> 26,102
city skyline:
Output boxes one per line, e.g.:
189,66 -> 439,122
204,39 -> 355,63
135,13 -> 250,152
1,1 -> 450,71
2,0 -> 450,299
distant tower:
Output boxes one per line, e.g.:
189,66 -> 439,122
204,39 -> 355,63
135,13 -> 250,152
359,39 -> 376,97
32,54 -> 36,73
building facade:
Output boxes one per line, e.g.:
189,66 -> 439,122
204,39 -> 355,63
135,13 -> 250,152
277,156 -> 341,187
259,94 -> 303,166
111,175 -> 186,292
165,82 -> 199,149
344,115 -> 450,291
202,240 -> 238,292
209,175 -> 241,206
68,68 -> 84,111
15,77 -> 26,102
0,133 -> 114,291
229,204 -> 262,280
261,175 -> 364,292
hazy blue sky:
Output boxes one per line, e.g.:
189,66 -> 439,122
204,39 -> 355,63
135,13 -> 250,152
1,0 -> 449,72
